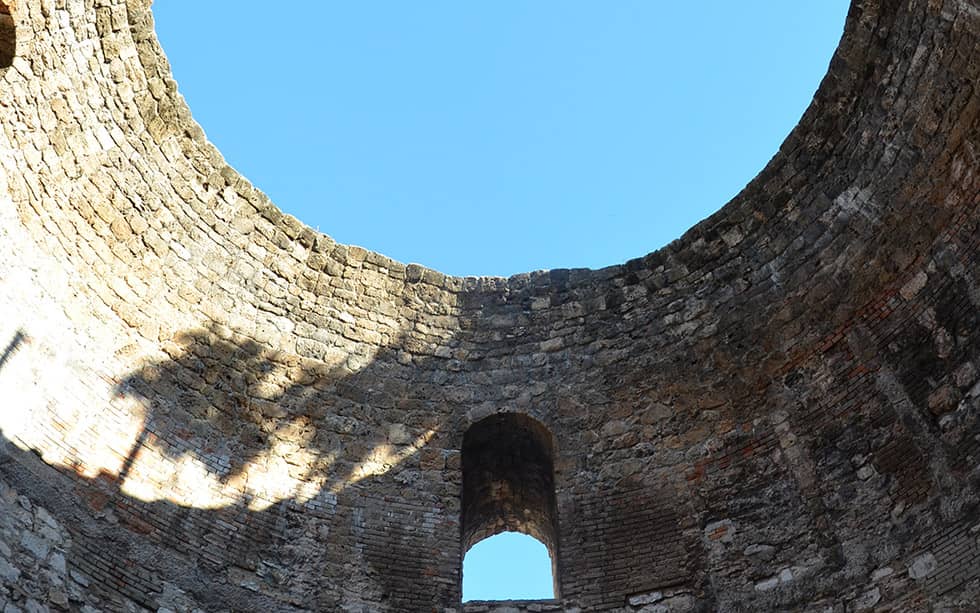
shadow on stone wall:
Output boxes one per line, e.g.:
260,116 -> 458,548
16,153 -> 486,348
0,320 -> 462,609
0,1 -> 14,70
109,321 -> 452,505
92,321 -> 462,608
0,329 -> 27,373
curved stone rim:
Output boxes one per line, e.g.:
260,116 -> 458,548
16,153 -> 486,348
128,1 -> 861,286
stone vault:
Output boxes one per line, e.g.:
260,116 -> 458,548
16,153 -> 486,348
1,0 -> 979,611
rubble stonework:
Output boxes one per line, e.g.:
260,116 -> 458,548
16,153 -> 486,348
0,0 -> 979,611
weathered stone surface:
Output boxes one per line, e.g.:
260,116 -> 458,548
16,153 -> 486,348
0,0 -> 979,610
909,552 -> 938,580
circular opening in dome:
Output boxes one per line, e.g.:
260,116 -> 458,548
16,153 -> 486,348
0,1 -> 14,69
153,3 -> 849,277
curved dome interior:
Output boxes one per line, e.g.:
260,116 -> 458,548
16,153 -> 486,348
0,0 -> 979,611
150,3 -> 849,277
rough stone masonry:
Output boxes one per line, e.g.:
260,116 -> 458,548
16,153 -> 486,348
0,0 -> 979,611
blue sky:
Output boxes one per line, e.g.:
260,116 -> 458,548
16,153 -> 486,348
463,531 -> 554,600
153,1 -> 849,599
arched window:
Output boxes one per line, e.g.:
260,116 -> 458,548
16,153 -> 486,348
0,1 -> 13,69
460,413 -> 559,600
462,531 -> 554,600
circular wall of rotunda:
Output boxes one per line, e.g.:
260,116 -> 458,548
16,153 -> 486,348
1,0 -> 979,611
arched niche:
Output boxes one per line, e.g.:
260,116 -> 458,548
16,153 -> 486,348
460,413 -> 560,597
0,1 -> 13,69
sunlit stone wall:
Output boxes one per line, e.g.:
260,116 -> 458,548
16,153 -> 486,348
1,0 -> 979,611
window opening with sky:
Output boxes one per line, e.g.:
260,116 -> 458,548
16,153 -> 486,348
461,414 -> 559,601
463,531 -> 554,601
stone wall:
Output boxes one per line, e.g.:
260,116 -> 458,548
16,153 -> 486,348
0,0 -> 979,610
